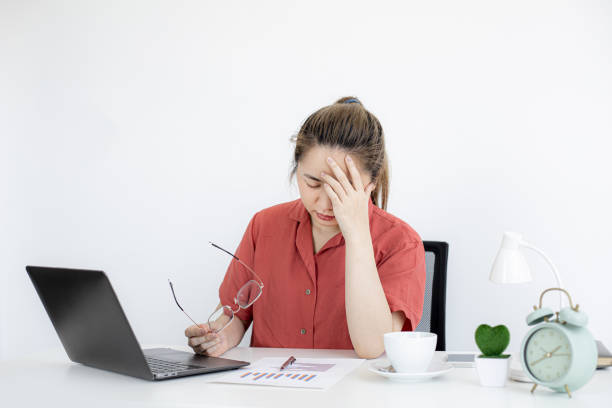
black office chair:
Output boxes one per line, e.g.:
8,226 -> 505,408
415,241 -> 448,351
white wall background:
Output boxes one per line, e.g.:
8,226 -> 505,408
1,0 -> 611,361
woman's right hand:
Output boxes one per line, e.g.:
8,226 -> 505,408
185,302 -> 247,357
185,323 -> 233,357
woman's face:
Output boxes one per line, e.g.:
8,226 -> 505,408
296,145 -> 373,234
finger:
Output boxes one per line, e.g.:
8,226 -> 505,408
195,339 -> 222,356
188,335 -> 207,347
322,183 -> 341,206
326,157 -> 354,193
202,333 -> 220,344
199,337 -> 221,350
320,171 -> 346,200
367,182 -> 376,194
188,332 -> 218,347
185,325 -> 207,337
345,155 -> 364,191
206,344 -> 223,357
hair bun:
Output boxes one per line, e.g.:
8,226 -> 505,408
335,96 -> 362,106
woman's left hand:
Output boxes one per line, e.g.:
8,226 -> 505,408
320,155 -> 376,240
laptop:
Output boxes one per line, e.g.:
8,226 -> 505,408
26,265 -> 250,380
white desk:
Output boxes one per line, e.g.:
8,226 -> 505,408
1,346 -> 610,407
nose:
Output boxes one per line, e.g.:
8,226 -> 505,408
316,189 -> 333,212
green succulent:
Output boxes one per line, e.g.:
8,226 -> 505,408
475,324 -> 510,358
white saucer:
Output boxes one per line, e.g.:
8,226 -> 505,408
509,360 -> 533,383
369,359 -> 453,382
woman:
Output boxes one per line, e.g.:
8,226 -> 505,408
185,97 -> 426,359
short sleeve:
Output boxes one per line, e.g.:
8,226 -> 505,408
218,213 -> 259,329
376,232 -> 426,331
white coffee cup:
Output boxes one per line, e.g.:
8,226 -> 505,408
383,332 -> 437,373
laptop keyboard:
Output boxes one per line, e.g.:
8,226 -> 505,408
145,356 -> 201,374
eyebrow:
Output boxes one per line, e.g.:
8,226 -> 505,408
303,173 -> 322,183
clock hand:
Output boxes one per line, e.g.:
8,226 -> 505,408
530,355 -> 548,366
530,345 -> 563,366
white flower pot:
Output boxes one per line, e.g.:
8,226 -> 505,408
475,355 -> 511,387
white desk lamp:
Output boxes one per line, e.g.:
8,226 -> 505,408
490,231 -> 564,305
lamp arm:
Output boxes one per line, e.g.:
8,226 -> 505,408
521,241 -> 564,307
520,242 -> 563,288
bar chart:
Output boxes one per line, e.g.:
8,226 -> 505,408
215,357 -> 364,390
240,371 -> 318,382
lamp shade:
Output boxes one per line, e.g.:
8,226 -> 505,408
489,231 -> 533,284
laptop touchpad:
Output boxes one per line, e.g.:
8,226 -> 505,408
144,348 -> 211,367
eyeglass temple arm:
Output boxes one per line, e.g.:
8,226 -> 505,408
209,242 -> 264,286
168,280 -> 200,327
236,258 -> 264,287
181,309 -> 200,328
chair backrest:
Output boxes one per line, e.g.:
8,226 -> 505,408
415,241 -> 448,351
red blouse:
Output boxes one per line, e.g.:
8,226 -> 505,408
218,198 -> 426,349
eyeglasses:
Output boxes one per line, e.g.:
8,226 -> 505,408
169,241 -> 264,334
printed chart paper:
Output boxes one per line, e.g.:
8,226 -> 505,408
213,357 -> 364,390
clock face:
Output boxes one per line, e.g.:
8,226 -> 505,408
524,327 -> 572,383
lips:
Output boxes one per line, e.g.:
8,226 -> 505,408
316,212 -> 335,221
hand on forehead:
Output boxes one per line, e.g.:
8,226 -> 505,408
300,146 -> 370,185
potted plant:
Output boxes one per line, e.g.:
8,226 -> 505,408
474,324 -> 511,387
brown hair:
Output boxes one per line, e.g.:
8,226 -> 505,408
290,96 -> 390,210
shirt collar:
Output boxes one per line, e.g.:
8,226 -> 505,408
288,199 -> 309,222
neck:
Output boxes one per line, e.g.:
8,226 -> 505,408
310,217 -> 341,237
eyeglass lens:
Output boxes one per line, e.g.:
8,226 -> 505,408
168,242 -> 264,334
236,280 -> 262,308
208,306 -> 234,333
207,281 -> 263,333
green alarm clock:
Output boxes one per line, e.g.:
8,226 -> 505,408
520,287 -> 597,397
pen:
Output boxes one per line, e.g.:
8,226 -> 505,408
280,356 -> 296,370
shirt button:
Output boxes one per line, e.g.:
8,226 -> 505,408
305,289 -> 311,295
300,328 -> 306,335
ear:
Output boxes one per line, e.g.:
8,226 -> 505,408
367,183 -> 376,193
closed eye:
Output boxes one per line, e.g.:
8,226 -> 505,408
302,173 -> 322,187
